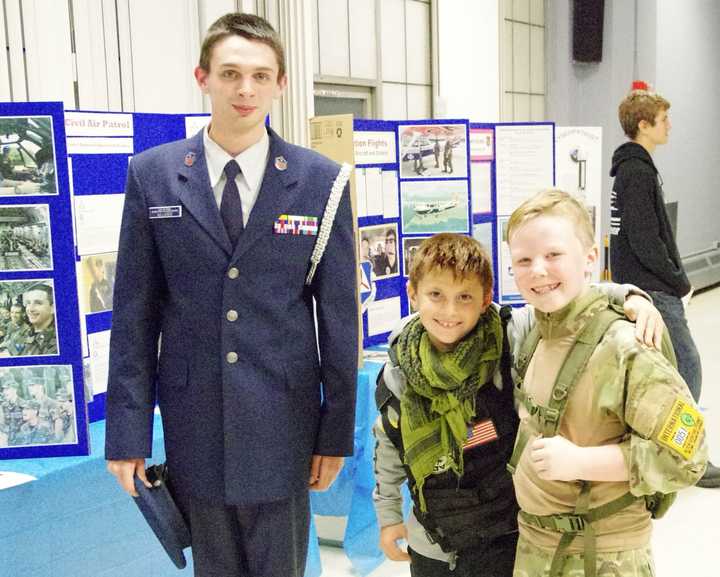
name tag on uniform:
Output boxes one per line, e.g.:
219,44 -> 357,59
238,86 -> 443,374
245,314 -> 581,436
273,214 -> 318,236
149,206 -> 182,219
463,419 -> 498,451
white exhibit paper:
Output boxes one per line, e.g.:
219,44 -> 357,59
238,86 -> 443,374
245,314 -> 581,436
88,330 -> 111,396
66,137 -> 134,155
367,297 -> 401,336
0,471 -> 37,490
74,194 -> 125,256
355,168 -> 367,217
354,131 -> 397,165
185,115 -> 211,138
470,162 -> 492,214
381,170 -> 399,219
364,168 -> 383,216
495,124 -> 554,214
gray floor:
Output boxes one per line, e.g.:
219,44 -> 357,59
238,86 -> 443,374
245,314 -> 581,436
320,285 -> 720,576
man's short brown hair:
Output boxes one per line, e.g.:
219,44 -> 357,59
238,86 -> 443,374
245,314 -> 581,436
408,233 -> 493,297
506,189 -> 595,250
198,13 -> 286,79
618,90 -> 671,139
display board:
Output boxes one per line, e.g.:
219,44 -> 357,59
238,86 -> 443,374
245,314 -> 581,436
0,102 -> 88,459
5,105 -> 603,447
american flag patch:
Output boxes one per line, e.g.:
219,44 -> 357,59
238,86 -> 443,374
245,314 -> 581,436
463,419 -> 498,451
273,214 -> 319,235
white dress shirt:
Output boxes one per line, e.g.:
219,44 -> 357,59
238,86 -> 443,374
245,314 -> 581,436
202,126 -> 270,227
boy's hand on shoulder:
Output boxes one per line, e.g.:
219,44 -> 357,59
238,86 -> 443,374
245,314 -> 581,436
379,523 -> 410,561
624,295 -> 665,349
529,435 -> 581,481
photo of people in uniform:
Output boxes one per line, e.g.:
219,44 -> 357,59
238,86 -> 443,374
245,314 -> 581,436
0,205 -> 53,271
79,252 -> 116,314
0,280 -> 58,357
398,123 -> 468,179
0,365 -> 76,449
0,116 -> 58,196
402,236 -> 426,277
359,223 -> 399,280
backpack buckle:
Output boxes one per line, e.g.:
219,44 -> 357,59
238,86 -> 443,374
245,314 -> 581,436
552,514 -> 586,533
544,407 -> 560,423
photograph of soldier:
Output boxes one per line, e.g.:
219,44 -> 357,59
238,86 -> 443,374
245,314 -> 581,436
402,236 -> 426,277
0,116 -> 58,196
398,124 -> 468,179
79,252 -> 116,313
0,205 -> 53,271
0,365 -> 75,449
0,280 -> 58,357
360,223 -> 399,280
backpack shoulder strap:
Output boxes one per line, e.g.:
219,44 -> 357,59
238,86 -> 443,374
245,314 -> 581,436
498,305 -> 514,399
541,307 -> 624,436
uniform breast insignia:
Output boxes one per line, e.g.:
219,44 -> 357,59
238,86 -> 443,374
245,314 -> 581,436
657,398 -> 704,459
149,206 -> 183,219
273,214 -> 318,236
274,156 -> 287,171
184,152 -> 196,167
463,419 -> 498,451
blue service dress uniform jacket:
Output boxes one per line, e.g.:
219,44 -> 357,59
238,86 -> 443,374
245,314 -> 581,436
105,127 -> 358,507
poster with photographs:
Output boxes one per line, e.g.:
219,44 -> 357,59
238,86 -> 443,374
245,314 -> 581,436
0,115 -> 58,196
359,223 -> 399,280
402,236 -> 427,278
0,204 -> 52,271
0,365 -> 77,450
400,180 -> 470,234
79,252 -> 116,314
0,101 -> 87,458
398,123 -> 468,179
0,279 -> 58,358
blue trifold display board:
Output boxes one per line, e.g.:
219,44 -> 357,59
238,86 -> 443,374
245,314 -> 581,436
1,107 -> 555,434
0,102 -> 88,459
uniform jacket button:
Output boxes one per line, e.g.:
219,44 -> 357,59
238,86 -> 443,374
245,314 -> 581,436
226,352 -> 238,364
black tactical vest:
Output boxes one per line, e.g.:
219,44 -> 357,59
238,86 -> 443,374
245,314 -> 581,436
375,307 -> 520,554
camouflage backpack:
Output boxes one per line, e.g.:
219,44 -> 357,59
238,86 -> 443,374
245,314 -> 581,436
507,304 -> 678,577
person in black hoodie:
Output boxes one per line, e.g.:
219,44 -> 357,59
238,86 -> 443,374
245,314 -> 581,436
610,89 -> 720,488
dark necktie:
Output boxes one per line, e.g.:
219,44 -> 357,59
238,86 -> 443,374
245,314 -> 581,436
220,160 -> 243,247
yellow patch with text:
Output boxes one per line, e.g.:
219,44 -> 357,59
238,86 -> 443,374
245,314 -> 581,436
657,398 -> 703,459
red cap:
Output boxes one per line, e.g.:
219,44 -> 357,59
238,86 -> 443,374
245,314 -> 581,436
631,80 -> 649,91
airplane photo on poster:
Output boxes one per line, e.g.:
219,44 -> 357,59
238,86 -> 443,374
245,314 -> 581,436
400,180 -> 469,234
397,123 -> 468,179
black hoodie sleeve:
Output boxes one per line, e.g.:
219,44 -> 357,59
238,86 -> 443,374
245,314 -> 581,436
617,163 -> 690,295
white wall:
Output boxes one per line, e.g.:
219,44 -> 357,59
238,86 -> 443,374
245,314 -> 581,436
546,0 -> 720,256
437,0 -> 500,122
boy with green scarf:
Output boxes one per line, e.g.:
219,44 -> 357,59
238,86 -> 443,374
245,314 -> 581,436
373,233 -> 666,577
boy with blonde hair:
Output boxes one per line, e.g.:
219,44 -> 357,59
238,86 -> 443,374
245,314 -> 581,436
373,232 -> 666,577
507,189 -> 708,577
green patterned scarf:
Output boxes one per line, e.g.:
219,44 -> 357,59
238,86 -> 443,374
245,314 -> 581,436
394,307 -> 503,511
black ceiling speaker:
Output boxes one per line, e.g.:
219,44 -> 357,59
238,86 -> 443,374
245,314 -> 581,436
573,0 -> 605,63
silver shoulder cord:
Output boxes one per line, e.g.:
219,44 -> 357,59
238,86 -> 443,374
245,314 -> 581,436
305,162 -> 353,285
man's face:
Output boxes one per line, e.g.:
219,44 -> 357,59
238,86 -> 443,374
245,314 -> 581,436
3,387 -> 17,402
641,108 -> 671,147
194,35 -> 286,139
28,384 -> 45,400
509,215 -> 597,313
385,234 -> 396,258
10,306 -> 23,324
408,268 -> 491,352
23,289 -> 54,329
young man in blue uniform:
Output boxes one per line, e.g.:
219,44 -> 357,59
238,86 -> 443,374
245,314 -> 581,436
105,13 -> 358,577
